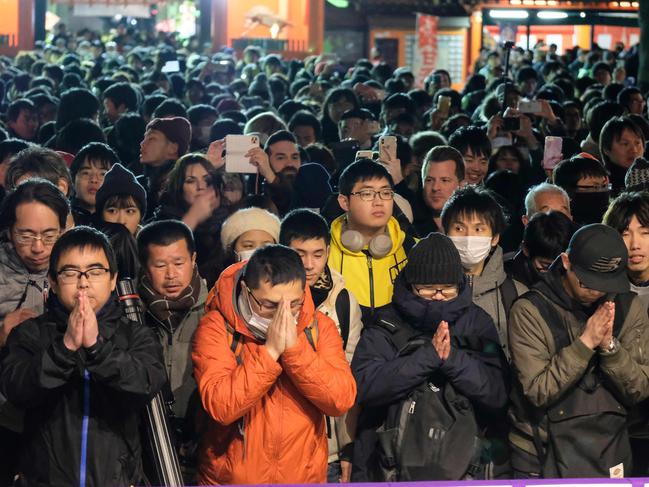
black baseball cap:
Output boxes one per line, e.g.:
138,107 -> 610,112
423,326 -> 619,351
567,224 -> 629,293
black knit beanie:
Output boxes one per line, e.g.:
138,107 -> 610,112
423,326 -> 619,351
95,163 -> 147,216
403,232 -> 464,285
146,117 -> 192,156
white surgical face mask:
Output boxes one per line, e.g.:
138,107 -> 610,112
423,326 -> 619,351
236,249 -> 256,262
248,308 -> 273,339
243,292 -> 300,340
241,290 -> 271,339
449,236 -> 493,268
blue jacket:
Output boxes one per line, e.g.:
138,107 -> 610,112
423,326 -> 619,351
351,274 -> 509,481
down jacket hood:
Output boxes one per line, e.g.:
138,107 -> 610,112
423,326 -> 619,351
205,261 -> 318,340
391,274 -> 472,333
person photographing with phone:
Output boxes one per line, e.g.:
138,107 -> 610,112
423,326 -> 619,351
244,130 -> 302,216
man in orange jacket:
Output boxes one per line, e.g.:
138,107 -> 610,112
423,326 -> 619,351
192,244 -> 357,484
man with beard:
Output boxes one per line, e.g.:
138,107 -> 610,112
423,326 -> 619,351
247,130 -> 302,216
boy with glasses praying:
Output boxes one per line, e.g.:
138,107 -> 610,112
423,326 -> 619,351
0,226 -> 165,486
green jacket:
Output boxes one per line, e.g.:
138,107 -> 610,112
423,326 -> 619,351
145,280 -> 208,421
508,268 -> 649,456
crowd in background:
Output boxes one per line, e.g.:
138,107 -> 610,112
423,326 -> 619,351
0,20 -> 648,486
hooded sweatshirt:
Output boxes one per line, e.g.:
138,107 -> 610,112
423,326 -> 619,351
469,246 -> 527,359
0,240 -> 49,328
328,215 -> 410,314
193,262 -> 356,485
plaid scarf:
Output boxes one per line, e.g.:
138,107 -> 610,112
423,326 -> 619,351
139,266 -> 202,334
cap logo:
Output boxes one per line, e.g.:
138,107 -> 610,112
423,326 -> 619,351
589,256 -> 622,273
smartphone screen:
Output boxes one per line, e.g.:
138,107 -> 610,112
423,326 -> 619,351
543,136 -> 563,170
225,135 -> 259,173
379,135 -> 397,161
161,60 -> 180,73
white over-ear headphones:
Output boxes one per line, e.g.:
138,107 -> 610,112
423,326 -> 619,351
340,220 -> 393,258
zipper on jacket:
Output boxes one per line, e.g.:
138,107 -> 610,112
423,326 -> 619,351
408,400 -> 416,414
79,369 -> 91,487
366,254 -> 375,312
238,414 -> 247,461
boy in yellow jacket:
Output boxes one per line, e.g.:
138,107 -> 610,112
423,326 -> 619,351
328,159 -> 414,319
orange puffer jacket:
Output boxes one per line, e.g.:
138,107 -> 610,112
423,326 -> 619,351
192,262 -> 357,485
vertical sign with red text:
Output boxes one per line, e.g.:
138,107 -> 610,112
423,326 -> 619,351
414,13 -> 438,88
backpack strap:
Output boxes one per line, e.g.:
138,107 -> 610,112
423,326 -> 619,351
519,289 -> 571,350
374,313 -> 421,355
511,290 -> 562,467
499,276 -> 519,323
613,292 -> 634,337
304,317 -> 318,351
335,288 -> 351,349
225,322 -> 244,365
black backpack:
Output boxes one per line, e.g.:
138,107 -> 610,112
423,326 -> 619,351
372,316 -> 494,481
516,290 -> 634,478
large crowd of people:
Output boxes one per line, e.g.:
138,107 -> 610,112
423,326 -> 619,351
0,20 -> 648,486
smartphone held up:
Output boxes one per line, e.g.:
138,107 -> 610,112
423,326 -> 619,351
225,135 -> 260,173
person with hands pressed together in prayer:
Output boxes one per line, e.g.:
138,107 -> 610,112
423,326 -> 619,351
508,224 -> 649,478
351,233 -> 508,481
192,245 -> 356,485
0,226 -> 166,487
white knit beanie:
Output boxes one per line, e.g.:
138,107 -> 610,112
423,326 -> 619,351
220,207 -> 281,250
